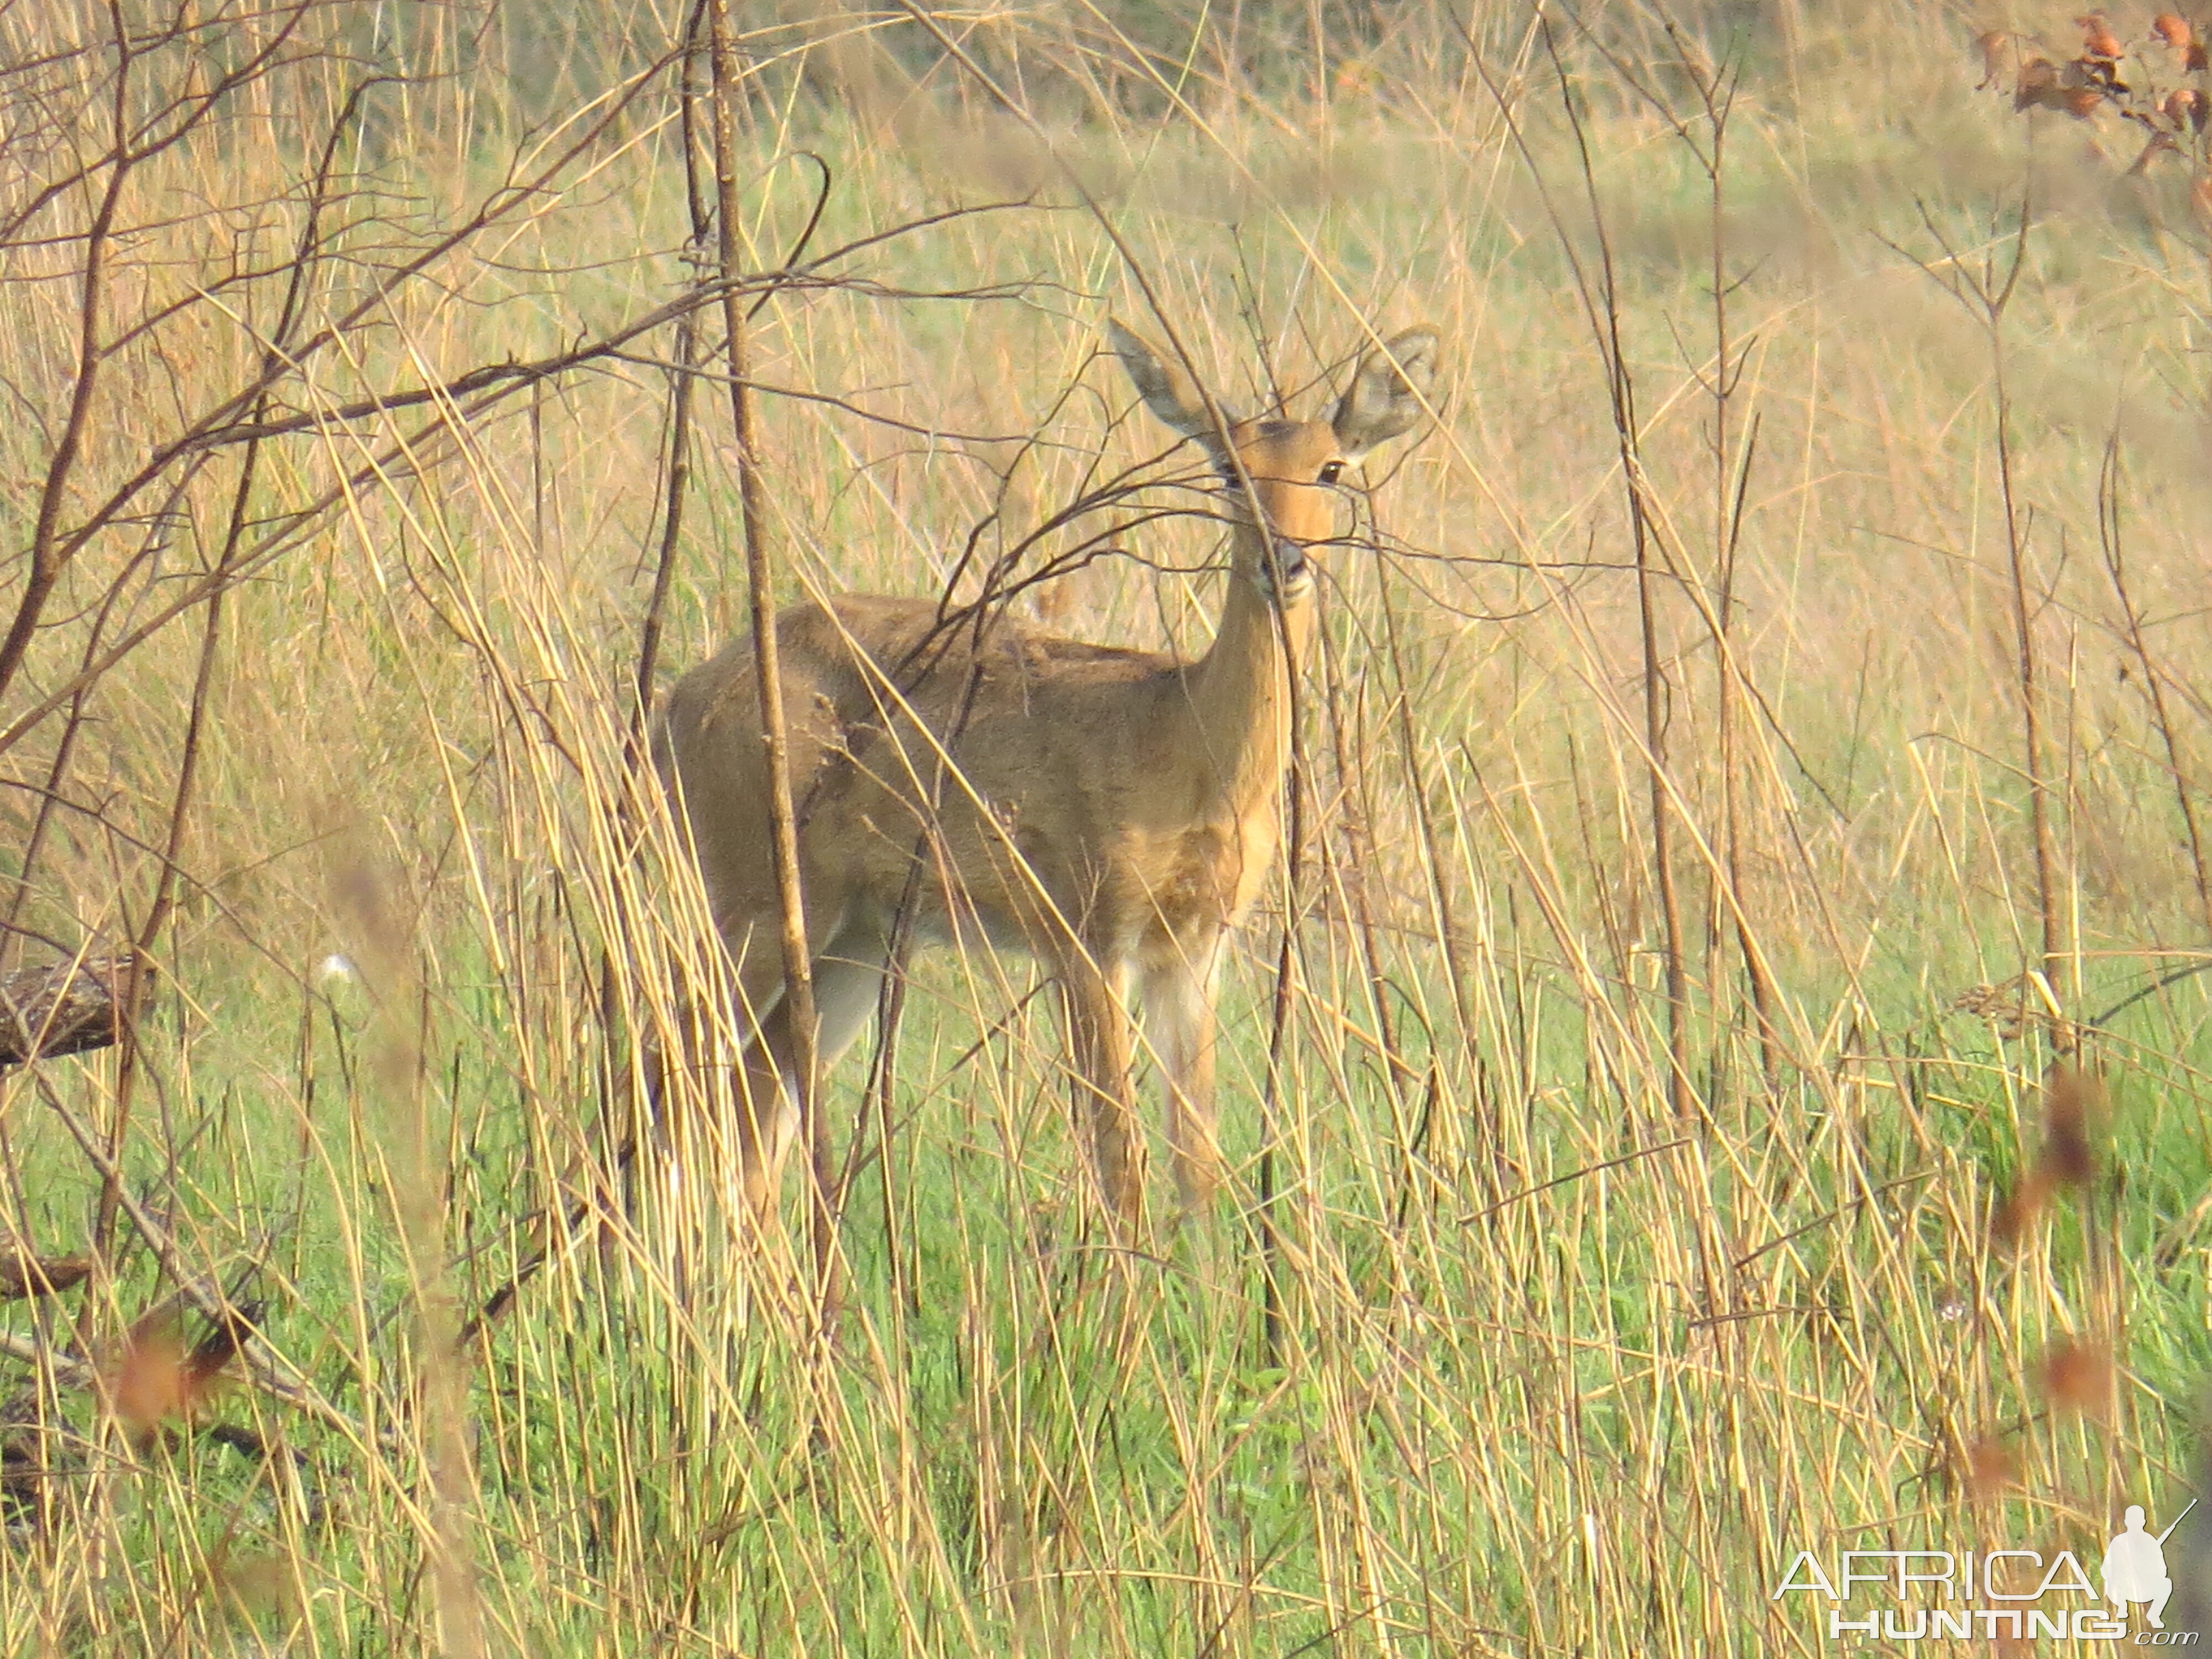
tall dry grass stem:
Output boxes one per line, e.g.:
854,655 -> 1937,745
707,0 -> 838,1333
2097,436 -> 2211,942
1886,186 -> 2071,1014
1522,17 -> 1698,1123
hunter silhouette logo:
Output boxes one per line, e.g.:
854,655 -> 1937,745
2106,1501 -> 2194,1630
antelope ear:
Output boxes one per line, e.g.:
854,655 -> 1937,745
1331,326 -> 1439,460
1107,319 -> 1236,446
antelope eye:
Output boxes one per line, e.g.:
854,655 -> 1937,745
1317,460 -> 1345,486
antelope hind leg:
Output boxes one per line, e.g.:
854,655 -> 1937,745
731,925 -> 894,1220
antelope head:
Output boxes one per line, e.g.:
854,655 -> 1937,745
1107,318 -> 1439,606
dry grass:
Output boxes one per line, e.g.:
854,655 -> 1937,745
2,0 -> 2210,1653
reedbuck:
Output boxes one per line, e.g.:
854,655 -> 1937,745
655,319 -> 1438,1225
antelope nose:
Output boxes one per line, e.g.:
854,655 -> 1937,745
1270,533 -> 1310,578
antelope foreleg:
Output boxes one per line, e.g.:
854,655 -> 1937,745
1143,945 -> 1225,1212
1058,957 -> 1144,1227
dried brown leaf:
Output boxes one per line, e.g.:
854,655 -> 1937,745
109,1303 -> 252,1439
2040,1337 -> 2116,1418
1992,1167 -> 2054,1248
2039,1064 -> 2104,1187
2016,56 -> 2062,111
2126,130 -> 2182,175
1969,1437 -> 2021,1499
2078,11 -> 2125,59
112,1314 -> 190,1438
1979,29 -> 2014,88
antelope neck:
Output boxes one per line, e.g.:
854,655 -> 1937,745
1180,512 -> 1312,816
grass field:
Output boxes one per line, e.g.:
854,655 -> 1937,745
4,0 -> 2212,1652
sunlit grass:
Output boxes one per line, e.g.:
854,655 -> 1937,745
3,0 -> 2211,1653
